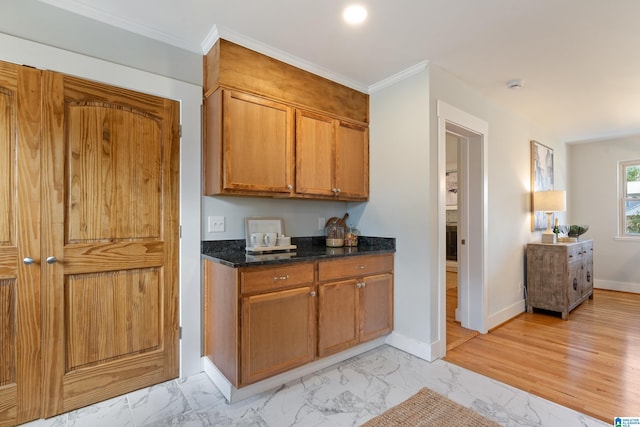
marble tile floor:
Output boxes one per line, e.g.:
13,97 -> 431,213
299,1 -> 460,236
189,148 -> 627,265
22,345 -> 608,427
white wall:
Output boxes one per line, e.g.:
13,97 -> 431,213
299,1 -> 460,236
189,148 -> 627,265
353,63 -> 568,361
429,65 -> 567,328
569,136 -> 640,292
351,69 -> 433,357
0,32 -> 204,377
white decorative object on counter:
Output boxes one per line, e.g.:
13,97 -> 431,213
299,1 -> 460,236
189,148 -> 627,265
245,217 -> 297,253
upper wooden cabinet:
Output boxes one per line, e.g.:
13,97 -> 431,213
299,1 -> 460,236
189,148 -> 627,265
204,89 -> 294,196
203,39 -> 369,201
296,110 -> 369,200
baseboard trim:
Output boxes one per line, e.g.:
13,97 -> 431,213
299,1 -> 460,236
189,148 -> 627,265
385,331 -> 436,361
487,298 -> 526,331
203,337 -> 386,403
595,279 -> 640,294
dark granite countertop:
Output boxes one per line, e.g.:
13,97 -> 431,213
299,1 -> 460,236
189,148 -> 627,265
202,236 -> 395,268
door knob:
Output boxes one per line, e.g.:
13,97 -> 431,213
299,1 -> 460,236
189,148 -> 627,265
46,256 -> 57,264
23,257 -> 35,265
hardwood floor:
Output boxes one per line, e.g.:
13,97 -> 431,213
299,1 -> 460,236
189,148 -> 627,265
444,288 -> 640,423
446,271 -> 479,350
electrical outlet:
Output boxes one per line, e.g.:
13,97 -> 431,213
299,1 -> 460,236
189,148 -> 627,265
208,216 -> 225,233
318,217 -> 325,230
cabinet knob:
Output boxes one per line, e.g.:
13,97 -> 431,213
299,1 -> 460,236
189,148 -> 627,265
336,188 -> 341,193
287,184 -> 293,190
23,257 -> 35,265
310,291 -> 317,297
46,256 -> 57,264
273,275 -> 289,281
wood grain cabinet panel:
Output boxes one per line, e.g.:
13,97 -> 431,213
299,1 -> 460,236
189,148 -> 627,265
318,255 -> 394,357
202,39 -> 369,201
526,240 -> 594,320
204,254 -> 394,388
296,110 -> 369,201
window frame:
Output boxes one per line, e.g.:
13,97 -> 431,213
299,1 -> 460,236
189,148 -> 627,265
619,159 -> 640,239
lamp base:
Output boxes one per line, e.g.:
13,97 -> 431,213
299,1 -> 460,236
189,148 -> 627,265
541,232 -> 557,244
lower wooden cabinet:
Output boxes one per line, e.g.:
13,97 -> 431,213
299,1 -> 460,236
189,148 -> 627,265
241,285 -> 316,385
318,273 -> 393,357
203,253 -> 394,388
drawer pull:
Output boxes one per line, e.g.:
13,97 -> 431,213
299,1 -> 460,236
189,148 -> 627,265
273,275 -> 289,281
356,265 -> 366,270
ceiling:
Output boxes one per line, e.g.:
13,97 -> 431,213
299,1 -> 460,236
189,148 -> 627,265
27,0 -> 640,142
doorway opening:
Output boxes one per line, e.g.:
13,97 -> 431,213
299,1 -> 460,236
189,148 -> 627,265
437,101 -> 488,358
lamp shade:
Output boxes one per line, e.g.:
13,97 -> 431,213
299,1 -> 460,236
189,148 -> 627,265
534,190 -> 566,212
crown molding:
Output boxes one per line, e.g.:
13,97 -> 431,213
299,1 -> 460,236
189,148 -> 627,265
38,0 -> 203,53
368,60 -> 429,93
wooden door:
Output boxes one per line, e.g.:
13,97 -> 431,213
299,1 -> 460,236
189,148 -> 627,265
335,121 -> 369,200
318,280 -> 358,357
40,71 -> 180,417
359,274 -> 393,343
0,62 -> 42,426
241,286 -> 316,385
295,110 -> 335,197
223,90 -> 293,194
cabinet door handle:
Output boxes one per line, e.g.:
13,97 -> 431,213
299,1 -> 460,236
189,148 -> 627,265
573,278 -> 578,291
310,291 -> 317,297
23,257 -> 35,265
46,256 -> 58,264
587,271 -> 591,283
273,275 -> 289,281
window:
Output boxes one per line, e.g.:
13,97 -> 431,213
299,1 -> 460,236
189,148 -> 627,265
620,160 -> 640,237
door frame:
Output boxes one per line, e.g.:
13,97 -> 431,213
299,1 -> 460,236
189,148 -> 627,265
437,100 -> 488,357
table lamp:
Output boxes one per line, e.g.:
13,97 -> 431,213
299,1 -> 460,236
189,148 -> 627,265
534,190 -> 566,244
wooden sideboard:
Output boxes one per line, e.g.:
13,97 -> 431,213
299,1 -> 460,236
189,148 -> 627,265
526,240 -> 593,320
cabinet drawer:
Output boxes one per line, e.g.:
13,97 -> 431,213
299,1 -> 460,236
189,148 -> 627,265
241,263 -> 314,294
318,254 -> 393,282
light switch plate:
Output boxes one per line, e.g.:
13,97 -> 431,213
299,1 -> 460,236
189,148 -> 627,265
208,216 -> 225,232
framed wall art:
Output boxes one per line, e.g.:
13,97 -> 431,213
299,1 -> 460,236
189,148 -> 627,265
530,140 -> 554,231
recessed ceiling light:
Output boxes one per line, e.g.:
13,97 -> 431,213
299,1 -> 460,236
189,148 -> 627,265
506,79 -> 524,90
343,5 -> 367,24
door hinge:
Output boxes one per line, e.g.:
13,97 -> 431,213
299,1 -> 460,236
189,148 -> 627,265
179,124 -> 182,138
179,326 -> 182,339
179,225 -> 182,238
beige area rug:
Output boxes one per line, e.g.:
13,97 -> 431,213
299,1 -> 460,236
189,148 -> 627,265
361,387 -> 501,427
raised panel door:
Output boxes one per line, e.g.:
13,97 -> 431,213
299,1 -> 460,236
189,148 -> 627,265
223,90 -> 293,194
335,121 -> 369,200
0,62 -> 42,426
241,286 -> 316,385
295,110 -> 335,197
318,279 -> 358,357
41,71 -> 180,417
360,274 -> 393,342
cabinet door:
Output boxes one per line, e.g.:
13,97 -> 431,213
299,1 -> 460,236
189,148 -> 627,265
335,121 -> 369,200
241,286 -> 316,385
295,110 -> 335,197
0,62 -> 42,426
223,91 -> 293,194
41,72 -> 180,417
318,279 -> 358,357
360,274 -> 393,342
